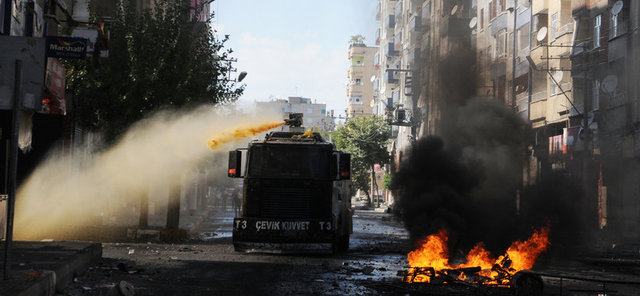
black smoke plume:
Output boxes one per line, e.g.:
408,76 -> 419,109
392,98 -> 527,253
393,45 -> 590,253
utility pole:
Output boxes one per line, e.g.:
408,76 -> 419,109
3,60 -> 22,280
511,0 -> 518,108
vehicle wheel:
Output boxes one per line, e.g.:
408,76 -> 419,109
339,234 -> 350,252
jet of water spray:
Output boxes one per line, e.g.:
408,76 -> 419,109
14,106 -> 282,240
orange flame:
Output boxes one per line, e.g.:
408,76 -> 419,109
405,226 -> 550,285
207,121 -> 285,150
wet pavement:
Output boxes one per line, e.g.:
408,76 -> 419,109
56,203 -> 640,295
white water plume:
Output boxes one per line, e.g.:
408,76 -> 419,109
14,105 -> 282,240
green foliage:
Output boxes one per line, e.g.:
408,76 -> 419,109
383,173 -> 392,190
334,116 -> 390,198
65,0 -> 243,142
349,34 -> 365,45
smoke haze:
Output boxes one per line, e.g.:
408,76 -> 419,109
14,105 -> 282,240
394,46 -> 590,254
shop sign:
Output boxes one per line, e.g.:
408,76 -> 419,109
45,36 -> 87,59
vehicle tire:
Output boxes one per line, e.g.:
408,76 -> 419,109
339,234 -> 350,252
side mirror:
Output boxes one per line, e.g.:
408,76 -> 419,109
331,153 -> 339,180
228,150 -> 243,178
339,153 -> 351,180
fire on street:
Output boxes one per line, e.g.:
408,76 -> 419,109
61,206 -> 640,296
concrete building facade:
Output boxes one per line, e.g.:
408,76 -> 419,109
255,97 -> 334,132
346,43 -> 377,118
372,0 -> 640,242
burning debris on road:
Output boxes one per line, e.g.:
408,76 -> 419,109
402,226 -> 550,286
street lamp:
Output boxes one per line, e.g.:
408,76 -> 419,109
237,71 -> 247,82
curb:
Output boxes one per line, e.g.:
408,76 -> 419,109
0,242 -> 102,296
52,243 -> 102,293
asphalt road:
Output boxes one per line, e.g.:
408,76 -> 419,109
62,207 -> 414,296
61,205 -> 640,296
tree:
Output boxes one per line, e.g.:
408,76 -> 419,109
334,116 -> 390,206
349,34 -> 366,45
65,0 -> 243,142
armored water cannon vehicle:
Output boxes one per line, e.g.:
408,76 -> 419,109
227,113 -> 352,253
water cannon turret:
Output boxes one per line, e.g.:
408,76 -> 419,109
284,113 -> 303,127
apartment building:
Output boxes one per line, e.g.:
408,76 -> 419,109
566,0 -> 640,240
372,0 -> 640,241
346,43 -> 377,118
255,97 -> 334,132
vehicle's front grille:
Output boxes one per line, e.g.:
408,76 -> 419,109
261,186 -> 313,218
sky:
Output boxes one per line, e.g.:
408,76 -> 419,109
212,0 -> 378,117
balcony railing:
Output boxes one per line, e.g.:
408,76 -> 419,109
394,2 -> 403,20
394,32 -> 402,51
385,42 -> 399,57
551,22 -> 573,41
607,91 -> 627,109
531,91 -> 547,102
407,48 -> 421,66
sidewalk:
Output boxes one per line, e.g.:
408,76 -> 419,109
0,241 -> 102,296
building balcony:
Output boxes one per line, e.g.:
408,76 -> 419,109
531,90 -> 548,103
516,92 -> 529,120
384,70 -> 398,85
532,0 -> 548,16
394,32 -> 402,51
529,44 -> 548,69
551,22 -> 573,42
408,15 -> 422,32
440,17 -> 471,37
606,91 -> 627,110
394,2 -> 403,21
376,1 -> 381,21
406,30 -> 421,49
530,99 -> 547,125
610,15 -> 630,40
384,42 -> 399,57
571,0 -> 587,16
386,14 -> 395,29
490,56 -> 507,78
407,47 -> 421,67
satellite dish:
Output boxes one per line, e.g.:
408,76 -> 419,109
370,75 -> 376,82
612,0 -> 623,15
451,5 -> 458,16
601,75 -> 618,94
536,27 -> 548,42
552,70 -> 564,82
469,17 -> 478,29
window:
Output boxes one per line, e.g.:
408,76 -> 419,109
480,8 -> 484,29
549,77 -> 558,96
496,30 -> 507,57
497,0 -> 505,14
594,14 -> 601,48
355,78 -> 362,85
611,12 -> 618,37
517,24 -> 530,53
489,1 -> 496,19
